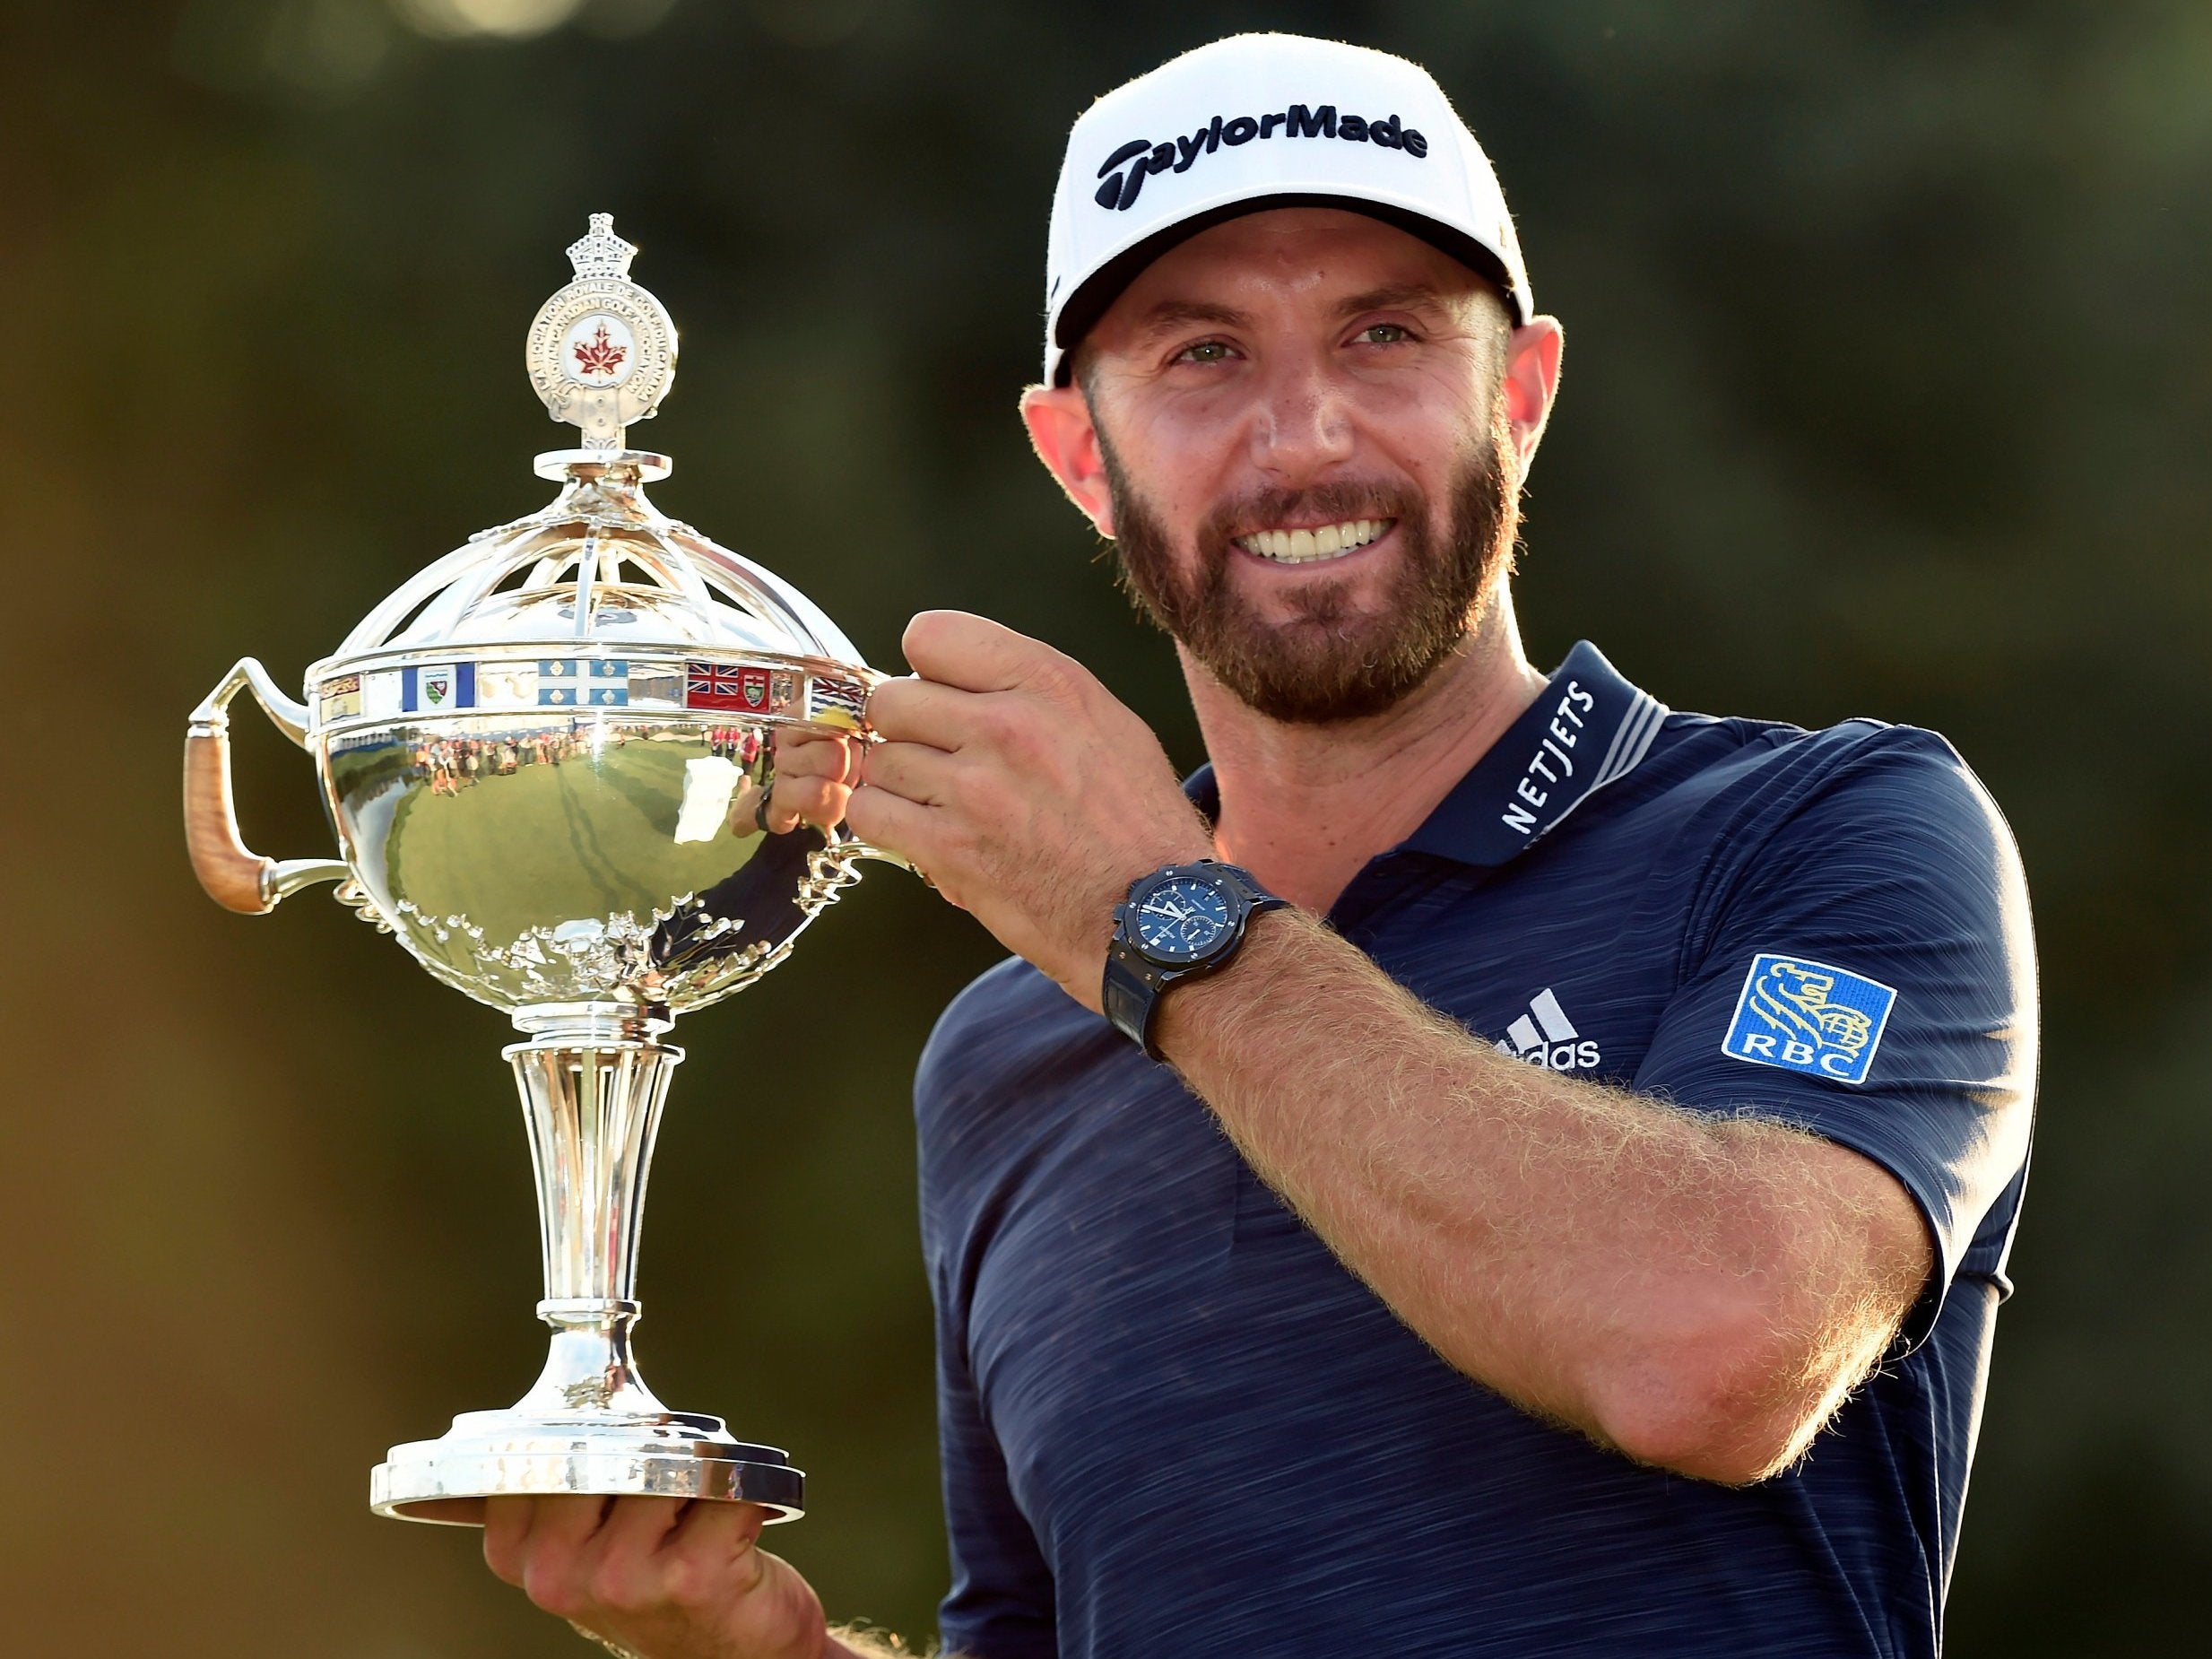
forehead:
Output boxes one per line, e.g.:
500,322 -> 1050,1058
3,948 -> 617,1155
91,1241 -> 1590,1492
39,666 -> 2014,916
1093,207 -> 1496,343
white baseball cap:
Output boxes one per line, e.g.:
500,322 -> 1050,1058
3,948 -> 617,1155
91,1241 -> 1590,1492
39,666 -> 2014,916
1042,32 -> 1532,387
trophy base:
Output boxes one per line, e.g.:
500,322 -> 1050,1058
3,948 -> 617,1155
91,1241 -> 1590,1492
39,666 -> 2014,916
371,1407 -> 805,1527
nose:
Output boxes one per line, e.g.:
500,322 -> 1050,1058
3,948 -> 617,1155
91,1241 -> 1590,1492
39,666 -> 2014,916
1246,348 -> 1356,482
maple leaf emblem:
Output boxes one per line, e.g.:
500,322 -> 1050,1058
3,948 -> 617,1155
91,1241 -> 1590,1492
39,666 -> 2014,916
572,320 -> 627,377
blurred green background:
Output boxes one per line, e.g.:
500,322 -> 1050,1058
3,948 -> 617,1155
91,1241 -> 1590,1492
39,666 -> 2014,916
5,1 -> 2208,1653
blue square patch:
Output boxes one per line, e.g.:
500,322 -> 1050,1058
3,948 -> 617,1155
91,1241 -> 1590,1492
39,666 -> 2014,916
1722,954 -> 1897,1087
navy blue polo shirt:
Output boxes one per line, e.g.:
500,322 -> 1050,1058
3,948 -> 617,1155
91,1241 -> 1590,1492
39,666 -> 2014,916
914,641 -> 2036,1659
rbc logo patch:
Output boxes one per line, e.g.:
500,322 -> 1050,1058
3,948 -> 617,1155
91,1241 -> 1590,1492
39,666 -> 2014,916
1722,955 -> 1897,1087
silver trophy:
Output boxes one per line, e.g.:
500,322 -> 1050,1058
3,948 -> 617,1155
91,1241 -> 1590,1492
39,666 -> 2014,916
184,215 -> 893,1526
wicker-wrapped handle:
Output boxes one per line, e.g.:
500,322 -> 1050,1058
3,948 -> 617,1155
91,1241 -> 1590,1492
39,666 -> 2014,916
185,658 -> 348,915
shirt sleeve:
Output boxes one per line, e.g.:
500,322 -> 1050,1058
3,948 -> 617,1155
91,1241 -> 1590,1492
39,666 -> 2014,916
1630,724 -> 2037,1347
931,1294 -> 1058,1659
916,998 -> 1059,1659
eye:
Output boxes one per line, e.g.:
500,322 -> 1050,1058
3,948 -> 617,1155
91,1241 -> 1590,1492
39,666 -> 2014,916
1175,339 -> 1237,366
1355,322 -> 1414,345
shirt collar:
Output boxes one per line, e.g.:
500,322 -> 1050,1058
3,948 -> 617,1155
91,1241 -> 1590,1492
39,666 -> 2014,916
1403,639 -> 1668,869
1184,640 -> 1668,873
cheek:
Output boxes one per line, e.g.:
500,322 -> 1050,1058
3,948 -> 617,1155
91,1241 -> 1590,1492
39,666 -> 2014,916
1352,378 -> 1479,470
1122,393 -> 1252,506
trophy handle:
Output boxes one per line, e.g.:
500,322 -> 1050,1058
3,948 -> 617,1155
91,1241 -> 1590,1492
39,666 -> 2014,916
185,657 -> 350,915
827,825 -> 921,876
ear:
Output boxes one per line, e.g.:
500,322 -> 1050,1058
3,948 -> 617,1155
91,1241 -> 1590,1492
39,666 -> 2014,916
1019,382 -> 1117,537
1499,316 -> 1565,473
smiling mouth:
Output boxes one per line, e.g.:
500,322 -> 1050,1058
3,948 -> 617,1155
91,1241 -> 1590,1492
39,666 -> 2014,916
1233,517 -> 1394,565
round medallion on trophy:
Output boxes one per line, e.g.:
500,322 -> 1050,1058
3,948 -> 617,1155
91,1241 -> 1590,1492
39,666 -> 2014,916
525,213 -> 677,448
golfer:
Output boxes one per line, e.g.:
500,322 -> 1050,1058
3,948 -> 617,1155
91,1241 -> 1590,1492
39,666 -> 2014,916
484,33 -> 2036,1659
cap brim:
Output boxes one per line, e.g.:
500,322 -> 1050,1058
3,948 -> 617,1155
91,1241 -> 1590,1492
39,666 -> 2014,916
1050,191 -> 1525,387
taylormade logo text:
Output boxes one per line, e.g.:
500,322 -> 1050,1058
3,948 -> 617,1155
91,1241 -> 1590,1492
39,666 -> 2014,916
1095,104 -> 1430,212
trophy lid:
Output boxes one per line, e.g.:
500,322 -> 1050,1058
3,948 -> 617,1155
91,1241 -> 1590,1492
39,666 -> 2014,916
315,214 -> 868,685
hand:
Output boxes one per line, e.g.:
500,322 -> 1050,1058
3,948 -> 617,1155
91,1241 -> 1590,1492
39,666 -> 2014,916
848,611 -> 1213,1009
483,1495 -> 826,1659
761,727 -> 861,836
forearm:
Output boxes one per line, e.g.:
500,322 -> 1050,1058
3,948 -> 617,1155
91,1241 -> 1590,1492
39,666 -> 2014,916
844,612 -> 1927,1478
1157,910 -> 1928,1481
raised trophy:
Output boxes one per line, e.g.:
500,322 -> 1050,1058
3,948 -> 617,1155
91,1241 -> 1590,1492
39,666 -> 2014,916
184,214 -> 892,1526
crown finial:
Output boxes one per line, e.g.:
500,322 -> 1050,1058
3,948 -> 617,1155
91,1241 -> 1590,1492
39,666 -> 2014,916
566,213 -> 638,281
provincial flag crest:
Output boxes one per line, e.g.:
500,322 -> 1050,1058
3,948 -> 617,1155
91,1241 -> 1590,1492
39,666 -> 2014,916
403,662 -> 475,712
806,673 -> 869,730
319,673 -> 361,720
686,662 -> 772,712
536,659 -> 598,707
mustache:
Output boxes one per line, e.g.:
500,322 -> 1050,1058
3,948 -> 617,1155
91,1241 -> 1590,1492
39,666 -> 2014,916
1201,480 -> 1427,547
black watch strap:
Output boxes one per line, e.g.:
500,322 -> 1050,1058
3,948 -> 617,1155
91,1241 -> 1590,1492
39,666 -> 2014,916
1100,946 -> 1165,1057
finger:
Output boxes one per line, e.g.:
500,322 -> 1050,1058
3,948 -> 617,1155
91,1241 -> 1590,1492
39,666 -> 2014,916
845,782 -> 941,870
765,776 -> 851,834
658,1500 -> 771,1606
518,1495 -> 613,1616
530,1493 -> 615,1551
661,1498 -> 770,1563
597,1494 -> 687,1557
901,610 -> 1070,696
866,675 -> 995,749
583,1496 -> 688,1613
482,1496 -> 535,1586
862,740 -> 961,806
771,729 -> 857,783
771,743 -> 853,786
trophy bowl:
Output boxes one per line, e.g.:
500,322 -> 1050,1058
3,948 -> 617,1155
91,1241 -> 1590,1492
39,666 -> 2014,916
306,455 -> 879,1024
185,215 -> 889,1526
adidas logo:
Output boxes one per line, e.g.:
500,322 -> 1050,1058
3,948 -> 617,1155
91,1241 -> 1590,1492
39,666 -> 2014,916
1495,988 -> 1601,1073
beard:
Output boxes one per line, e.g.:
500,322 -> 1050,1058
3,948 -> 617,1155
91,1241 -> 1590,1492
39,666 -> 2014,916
1099,401 -> 1520,725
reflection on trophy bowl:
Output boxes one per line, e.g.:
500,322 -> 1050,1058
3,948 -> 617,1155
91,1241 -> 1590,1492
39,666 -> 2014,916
309,456 -> 881,1022
327,702 -> 833,1013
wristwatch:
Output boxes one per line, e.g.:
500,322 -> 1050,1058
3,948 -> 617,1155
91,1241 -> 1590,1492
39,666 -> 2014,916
1102,860 -> 1288,1060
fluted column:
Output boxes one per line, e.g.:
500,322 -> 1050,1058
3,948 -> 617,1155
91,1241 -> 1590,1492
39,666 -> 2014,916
503,1012 -> 683,1418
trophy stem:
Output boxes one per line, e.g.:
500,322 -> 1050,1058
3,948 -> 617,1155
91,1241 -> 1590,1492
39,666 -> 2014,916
507,1022 -> 679,1417
369,1002 -> 803,1525
509,1024 -> 676,1308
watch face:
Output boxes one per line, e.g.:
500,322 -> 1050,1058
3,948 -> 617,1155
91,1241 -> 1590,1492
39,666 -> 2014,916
1132,873 -> 1236,963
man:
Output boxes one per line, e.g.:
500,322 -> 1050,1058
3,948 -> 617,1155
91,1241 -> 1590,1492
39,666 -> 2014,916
484,33 -> 2036,1659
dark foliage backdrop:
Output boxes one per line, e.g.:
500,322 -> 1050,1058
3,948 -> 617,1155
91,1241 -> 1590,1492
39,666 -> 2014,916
5,2 -> 2208,1653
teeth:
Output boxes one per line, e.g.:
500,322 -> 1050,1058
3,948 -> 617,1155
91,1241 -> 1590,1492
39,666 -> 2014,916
1238,518 -> 1392,563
